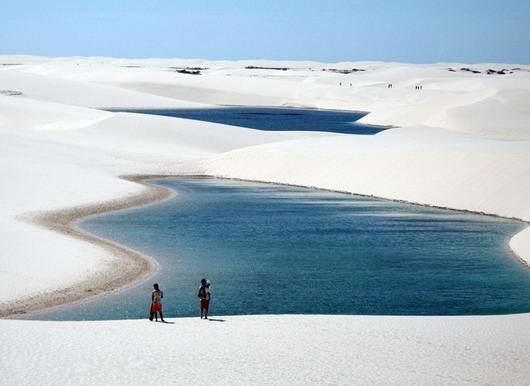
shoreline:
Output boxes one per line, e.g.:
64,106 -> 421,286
2,174 -> 529,319
103,105 -> 371,115
217,176 -> 530,267
1,175 -> 175,319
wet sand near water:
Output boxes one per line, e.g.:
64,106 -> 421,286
0,175 -> 183,318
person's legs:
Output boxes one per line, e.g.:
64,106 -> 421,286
159,310 -> 165,322
153,304 -> 160,321
204,300 -> 209,319
200,299 -> 209,319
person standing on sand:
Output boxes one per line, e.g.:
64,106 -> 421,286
206,280 -> 211,312
198,278 -> 211,319
150,283 -> 165,322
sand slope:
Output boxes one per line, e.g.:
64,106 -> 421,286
205,127 -> 530,222
2,314 -> 530,385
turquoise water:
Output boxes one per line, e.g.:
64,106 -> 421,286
105,107 -> 388,135
30,178 -> 530,321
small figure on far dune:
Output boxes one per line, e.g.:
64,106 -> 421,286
149,283 -> 165,322
198,278 -> 211,319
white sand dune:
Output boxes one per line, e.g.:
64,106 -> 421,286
2,314 -> 530,386
0,67 -> 209,109
0,56 -> 529,384
205,126 -> 530,222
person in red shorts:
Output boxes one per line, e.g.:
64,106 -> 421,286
198,278 -> 211,319
149,283 -> 165,322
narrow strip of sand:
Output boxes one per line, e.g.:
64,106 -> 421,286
2,174 -> 528,319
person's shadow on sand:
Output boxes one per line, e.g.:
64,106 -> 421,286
150,319 -> 224,323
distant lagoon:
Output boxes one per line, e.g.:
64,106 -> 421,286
30,178 -> 530,321
104,107 -> 389,135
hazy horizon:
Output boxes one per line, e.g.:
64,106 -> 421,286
3,0 -> 530,64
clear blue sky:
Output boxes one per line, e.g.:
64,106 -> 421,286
2,0 -> 529,63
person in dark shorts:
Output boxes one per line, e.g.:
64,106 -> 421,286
198,278 -> 211,319
150,283 -> 165,322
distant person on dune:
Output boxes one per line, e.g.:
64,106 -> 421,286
198,278 -> 211,319
150,283 -> 165,322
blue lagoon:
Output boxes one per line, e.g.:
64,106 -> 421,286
30,178 -> 530,320
105,107 -> 388,135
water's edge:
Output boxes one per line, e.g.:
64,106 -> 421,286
3,176 -> 174,319
4,173 -> 529,319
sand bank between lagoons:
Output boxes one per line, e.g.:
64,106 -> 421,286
0,176 -> 175,318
